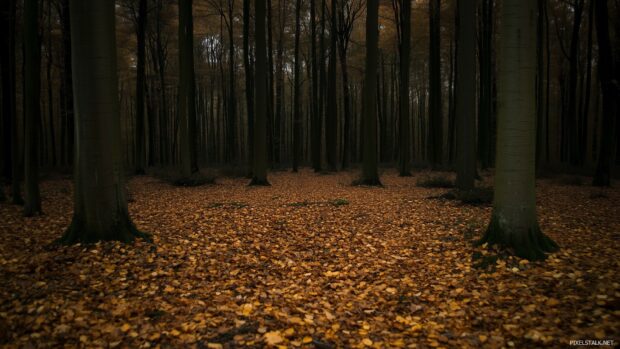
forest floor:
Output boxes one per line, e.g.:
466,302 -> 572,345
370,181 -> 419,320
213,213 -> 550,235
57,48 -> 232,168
0,169 -> 619,348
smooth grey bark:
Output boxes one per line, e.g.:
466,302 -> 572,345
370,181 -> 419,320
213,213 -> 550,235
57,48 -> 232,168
455,0 -> 476,190
23,0 -> 42,216
250,0 -> 269,185
360,0 -> 381,186
59,0 -> 148,243
479,0 -> 557,261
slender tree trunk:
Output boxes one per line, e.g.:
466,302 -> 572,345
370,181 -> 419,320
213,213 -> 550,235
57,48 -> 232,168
227,0 -> 237,163
478,0 -> 493,169
59,0 -> 149,244
243,0 -> 254,173
479,0 -> 558,260
23,0 -> 42,216
592,0 -> 616,186
59,0 -> 74,167
455,0 -> 476,191
360,0 -> 380,185
428,0 -> 442,166
178,0 -> 198,177
134,0 -> 147,174
579,0 -> 594,166
395,0 -> 411,176
251,0 -> 270,185
46,0 -> 56,167
310,0 -> 320,171
567,0 -> 584,166
326,0 -> 338,171
292,0 -> 301,172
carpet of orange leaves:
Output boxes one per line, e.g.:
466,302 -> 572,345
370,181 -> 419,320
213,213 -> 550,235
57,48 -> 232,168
0,169 -> 618,348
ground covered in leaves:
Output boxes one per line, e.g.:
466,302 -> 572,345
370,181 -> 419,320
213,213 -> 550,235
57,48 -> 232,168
1,170 -> 619,348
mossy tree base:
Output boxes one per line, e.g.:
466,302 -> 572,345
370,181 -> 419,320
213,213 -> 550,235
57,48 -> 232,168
57,214 -> 152,245
248,178 -> 270,186
477,215 -> 558,261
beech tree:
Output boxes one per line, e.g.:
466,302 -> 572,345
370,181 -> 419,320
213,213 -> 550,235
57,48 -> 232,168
479,0 -> 558,260
59,0 -> 149,243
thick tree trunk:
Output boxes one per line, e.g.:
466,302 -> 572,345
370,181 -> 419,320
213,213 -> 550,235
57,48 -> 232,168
567,0 -> 584,166
579,0 -> 594,166
59,0 -> 74,167
251,0 -> 269,185
455,0 -> 476,191
178,0 -> 198,178
46,0 -> 56,167
360,0 -> 380,185
23,0 -> 42,216
479,0 -> 557,260
59,0 -> 148,244
310,0 -> 320,171
227,0 -> 237,163
592,0 -> 616,186
1,0 -> 17,195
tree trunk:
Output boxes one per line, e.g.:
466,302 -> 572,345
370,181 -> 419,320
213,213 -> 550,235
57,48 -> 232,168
134,0 -> 147,174
455,0 -> 476,191
59,0 -> 74,167
360,0 -> 380,185
428,0 -> 443,166
579,0 -> 594,166
396,0 -> 411,176
310,0 -> 320,171
592,0 -> 616,186
23,0 -> 42,216
567,0 -> 584,166
227,0 -> 237,163
292,0 -> 301,172
477,0 -> 493,169
243,0 -> 254,174
46,0 -> 56,167
479,0 -> 558,261
59,0 -> 149,244
326,0 -> 338,171
251,0 -> 270,185
1,0 -> 21,204
178,0 -> 198,177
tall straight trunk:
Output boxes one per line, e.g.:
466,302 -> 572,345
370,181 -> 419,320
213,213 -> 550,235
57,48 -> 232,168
310,0 -> 320,171
243,0 -> 254,173
251,0 -> 269,185
59,0 -> 74,167
134,0 -> 147,174
455,0 -> 476,190
273,0 -> 286,166
360,0 -> 380,185
428,0 -> 442,166
396,0 -> 411,176
579,0 -> 594,166
316,0 -> 327,172
227,0 -> 237,163
23,0 -> 42,216
59,0 -> 149,244
447,1 -> 457,165
477,0 -> 493,169
479,0 -> 557,260
535,0 -> 544,167
592,0 -> 616,186
155,0 -> 168,165
567,0 -> 584,166
46,0 -> 56,167
544,0 -> 550,163
1,0 -> 19,204
292,0 -> 301,172
178,0 -> 198,177
326,0 -> 338,171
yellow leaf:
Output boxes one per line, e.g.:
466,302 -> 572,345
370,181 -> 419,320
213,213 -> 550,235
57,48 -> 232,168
239,303 -> 253,316
170,329 -> 181,337
120,323 -> 131,332
283,328 -> 295,337
288,316 -> 305,325
207,343 -> 223,349
546,298 -> 560,306
478,335 -> 487,343
362,338 -> 373,346
302,336 -> 313,343
264,331 -> 284,345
